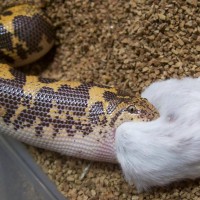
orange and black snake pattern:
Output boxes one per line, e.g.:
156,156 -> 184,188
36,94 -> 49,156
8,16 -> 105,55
0,4 -> 159,163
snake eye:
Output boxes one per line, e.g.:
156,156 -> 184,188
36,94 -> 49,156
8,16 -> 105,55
127,105 -> 137,114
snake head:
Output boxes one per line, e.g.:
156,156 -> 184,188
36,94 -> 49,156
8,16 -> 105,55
126,97 -> 159,121
108,96 -> 159,128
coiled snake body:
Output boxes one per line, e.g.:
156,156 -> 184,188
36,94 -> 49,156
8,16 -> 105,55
0,4 -> 158,163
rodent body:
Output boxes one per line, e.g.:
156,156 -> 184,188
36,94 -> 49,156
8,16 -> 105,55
0,4 -> 158,162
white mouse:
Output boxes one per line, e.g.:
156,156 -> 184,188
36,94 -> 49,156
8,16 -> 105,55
116,77 -> 200,192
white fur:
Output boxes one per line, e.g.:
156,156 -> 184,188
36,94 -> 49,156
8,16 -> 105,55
116,77 -> 200,192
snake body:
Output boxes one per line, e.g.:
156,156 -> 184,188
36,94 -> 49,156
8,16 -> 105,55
0,4 -> 158,163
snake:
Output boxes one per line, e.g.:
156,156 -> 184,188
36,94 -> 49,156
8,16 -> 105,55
0,4 -> 159,163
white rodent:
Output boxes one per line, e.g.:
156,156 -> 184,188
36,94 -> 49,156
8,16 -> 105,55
116,77 -> 200,192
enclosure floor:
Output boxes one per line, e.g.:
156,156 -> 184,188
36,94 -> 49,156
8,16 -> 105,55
1,0 -> 200,199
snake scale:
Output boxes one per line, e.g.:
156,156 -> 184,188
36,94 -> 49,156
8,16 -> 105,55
0,4 -> 158,163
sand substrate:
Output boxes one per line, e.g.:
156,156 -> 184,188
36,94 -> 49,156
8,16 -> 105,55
1,0 -> 200,199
